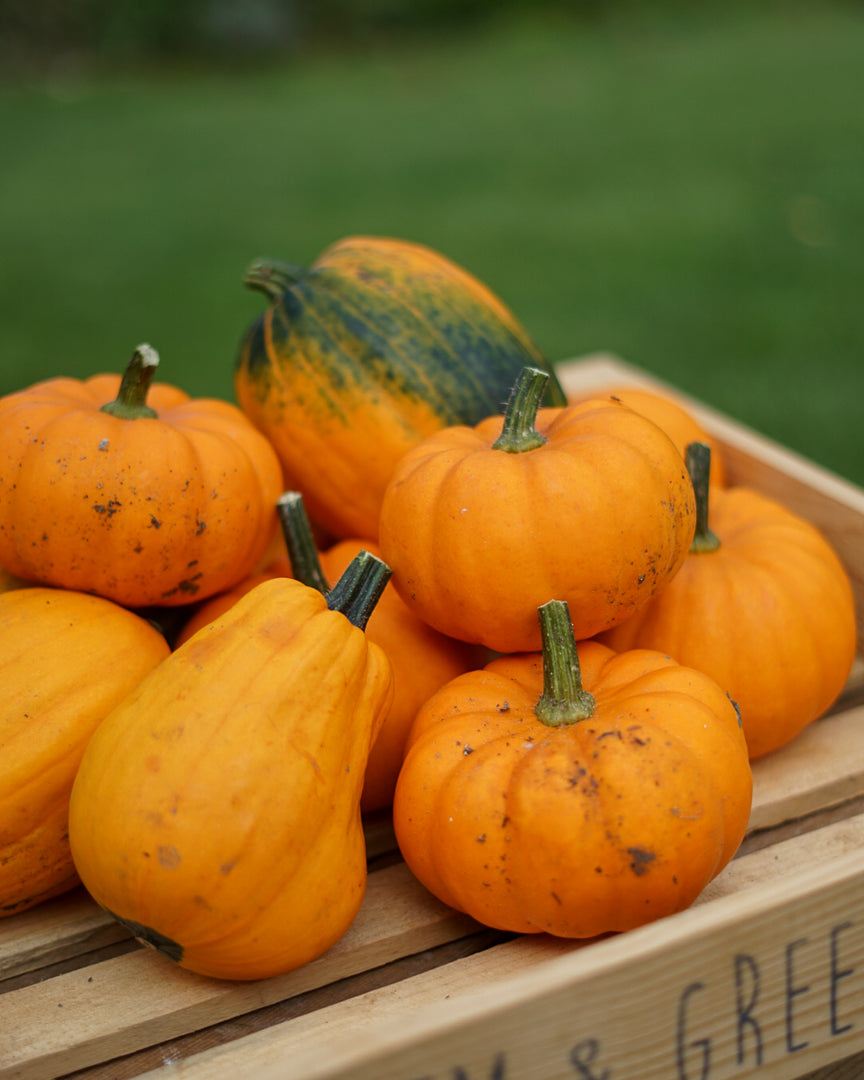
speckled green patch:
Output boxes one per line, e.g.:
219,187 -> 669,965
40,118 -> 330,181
235,241 -> 566,427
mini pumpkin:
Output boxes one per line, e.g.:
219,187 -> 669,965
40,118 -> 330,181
234,235 -> 566,540
393,600 -> 752,937
68,553 -> 393,980
0,587 -> 170,916
598,443 -> 857,759
379,366 -> 696,653
0,344 -> 284,608
566,384 -> 726,487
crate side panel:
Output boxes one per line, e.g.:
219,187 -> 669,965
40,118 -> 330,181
132,846 -> 864,1080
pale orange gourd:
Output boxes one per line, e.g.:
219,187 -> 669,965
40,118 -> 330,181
0,344 -> 283,608
393,600 -> 752,937
68,554 -> 393,980
379,366 -> 697,652
0,587 -> 170,916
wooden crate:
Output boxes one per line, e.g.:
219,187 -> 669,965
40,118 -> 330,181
2,355 -> 863,1080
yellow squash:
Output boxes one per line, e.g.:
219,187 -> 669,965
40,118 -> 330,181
68,554 -> 393,980
0,588 -> 170,916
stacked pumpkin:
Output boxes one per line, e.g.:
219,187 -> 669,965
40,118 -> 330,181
0,236 -> 856,981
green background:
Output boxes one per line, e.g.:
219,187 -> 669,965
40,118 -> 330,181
1,3 -> 862,485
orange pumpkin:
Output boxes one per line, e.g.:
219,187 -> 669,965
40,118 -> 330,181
1,587 -> 170,916
0,344 -> 283,608
379,366 -> 697,652
68,554 -> 393,980
567,384 -> 726,487
177,492 -> 482,813
598,443 -> 857,759
393,600 -> 752,937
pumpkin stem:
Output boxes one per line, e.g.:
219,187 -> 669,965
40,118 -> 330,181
534,600 -> 596,727
100,344 -> 159,420
276,492 -> 330,595
326,549 -> 391,631
492,366 -> 549,453
244,258 -> 307,303
686,442 -> 721,554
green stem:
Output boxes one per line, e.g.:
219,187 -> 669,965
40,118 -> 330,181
685,442 -> 721,554
276,492 -> 330,595
244,258 -> 307,304
326,549 -> 391,631
491,366 -> 549,453
100,344 -> 159,419
534,600 -> 596,727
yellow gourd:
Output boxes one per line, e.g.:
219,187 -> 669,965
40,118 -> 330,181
68,554 -> 393,980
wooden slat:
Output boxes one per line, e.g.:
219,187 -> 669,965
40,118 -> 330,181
0,863 -> 477,1080
803,1052 -> 864,1080
748,704 -> 864,833
0,889 -> 128,985
213,849 -> 864,1080
834,656 -> 864,706
125,812 -> 864,1080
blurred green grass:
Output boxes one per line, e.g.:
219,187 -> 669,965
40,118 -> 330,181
1,3 -> 862,484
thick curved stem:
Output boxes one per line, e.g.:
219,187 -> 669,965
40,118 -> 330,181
686,442 -> 721,554
492,366 -> 549,453
244,258 -> 307,304
100,344 -> 159,419
326,549 -> 391,631
534,600 -> 595,727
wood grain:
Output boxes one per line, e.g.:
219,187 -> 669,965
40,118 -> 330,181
0,864 -> 477,1080
748,705 -> 864,832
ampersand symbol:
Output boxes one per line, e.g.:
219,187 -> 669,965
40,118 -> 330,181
570,1038 -> 610,1080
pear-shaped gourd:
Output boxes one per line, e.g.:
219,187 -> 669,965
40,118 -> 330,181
68,552 -> 393,980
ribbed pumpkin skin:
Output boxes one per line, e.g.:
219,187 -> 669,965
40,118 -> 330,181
235,236 -> 566,540
0,373 -> 284,608
68,577 -> 393,981
598,487 -> 857,759
0,588 -> 170,917
379,397 -> 697,652
393,641 -> 752,937
566,385 -> 727,488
